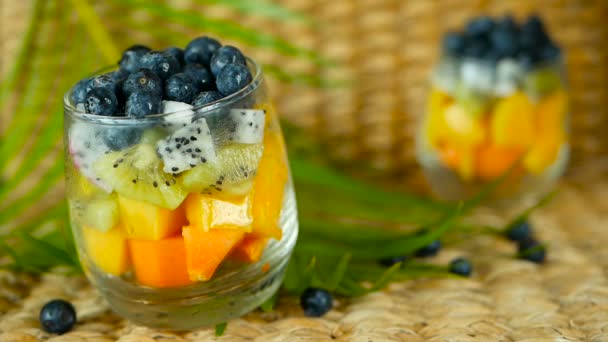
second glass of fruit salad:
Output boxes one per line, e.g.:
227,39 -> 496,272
63,38 -> 297,329
416,15 -> 570,202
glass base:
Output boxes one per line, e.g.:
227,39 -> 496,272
418,144 -> 569,205
80,188 -> 298,330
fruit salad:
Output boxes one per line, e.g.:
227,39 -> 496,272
417,15 -> 569,200
63,37 -> 297,328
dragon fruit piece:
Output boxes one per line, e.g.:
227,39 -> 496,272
156,118 -> 217,174
68,122 -> 113,193
161,101 -> 195,131
227,109 -> 265,144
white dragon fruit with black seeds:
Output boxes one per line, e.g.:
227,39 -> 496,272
161,101 -> 195,131
68,122 -> 112,193
157,118 -> 217,174
227,109 -> 265,144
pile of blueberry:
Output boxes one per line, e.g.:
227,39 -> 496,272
69,36 -> 253,116
505,219 -> 546,264
442,14 -> 561,69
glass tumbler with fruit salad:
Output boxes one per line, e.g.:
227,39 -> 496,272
63,37 -> 298,329
416,15 -> 569,201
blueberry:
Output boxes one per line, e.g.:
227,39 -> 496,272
39,299 -> 76,334
539,42 -> 561,63
216,64 -> 253,96
86,74 -> 120,95
518,237 -> 546,264
184,36 -> 222,66
184,63 -> 215,92
84,87 -> 118,116
505,220 -> 533,242
139,51 -> 180,80
300,288 -> 333,317
490,28 -> 519,58
70,78 -> 90,105
442,32 -> 467,57
192,91 -> 223,107
210,45 -> 246,76
108,69 -> 129,83
165,73 -> 197,103
466,16 -> 495,37
463,39 -> 490,59
102,127 -> 141,151
118,44 -> 151,73
496,15 -> 518,33
164,46 -> 185,67
415,240 -> 441,257
122,68 -> 163,97
379,255 -> 408,267
449,257 -> 473,277
125,91 -> 162,118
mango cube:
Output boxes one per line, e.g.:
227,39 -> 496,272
118,196 -> 187,240
83,225 -> 129,276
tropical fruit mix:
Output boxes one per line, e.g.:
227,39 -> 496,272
66,36 -> 288,288
423,15 -> 568,182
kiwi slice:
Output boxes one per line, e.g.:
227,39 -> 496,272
93,144 -> 188,209
181,143 -> 263,198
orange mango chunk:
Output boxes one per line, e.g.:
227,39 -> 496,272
476,145 -> 523,180
118,196 -> 187,240
128,235 -> 193,288
252,131 -> 287,240
490,92 -> 535,149
231,235 -> 269,263
184,193 -> 253,232
424,88 -> 453,147
442,103 -> 486,146
83,225 -> 129,276
182,226 -> 245,281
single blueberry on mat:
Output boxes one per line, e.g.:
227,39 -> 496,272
216,64 -> 252,96
449,257 -> 473,277
518,237 -> 546,264
39,299 -> 76,334
165,72 -> 198,103
184,63 -> 215,92
415,240 -> 441,258
184,36 -> 222,66
102,127 -> 141,151
164,46 -> 185,66
70,78 -> 90,105
139,51 -> 181,80
379,255 -> 408,267
125,91 -> 162,118
210,45 -> 246,76
192,91 -> 223,107
505,220 -> 533,242
84,87 -> 118,116
122,68 -> 163,97
300,288 -> 333,317
118,44 -> 151,73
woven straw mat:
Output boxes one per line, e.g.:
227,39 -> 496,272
2,0 -> 608,341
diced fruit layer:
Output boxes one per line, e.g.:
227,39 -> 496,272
180,143 -> 263,200
490,92 -> 535,149
184,193 -> 253,232
476,145 -> 523,180
83,225 -> 129,276
81,197 -> 119,233
230,235 -> 269,263
425,87 -> 567,181
182,226 -> 244,281
93,144 -> 188,210
119,196 -> 187,240
129,235 -> 193,288
252,131 -> 287,240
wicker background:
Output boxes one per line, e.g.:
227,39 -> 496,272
2,0 -> 608,341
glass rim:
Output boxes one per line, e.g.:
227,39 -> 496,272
63,57 -> 263,124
